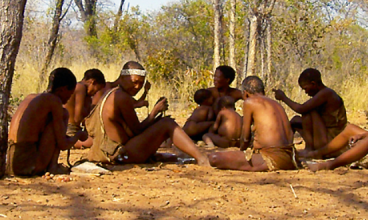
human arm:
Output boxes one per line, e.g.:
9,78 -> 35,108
73,84 -> 87,125
50,98 -> 87,150
212,113 -> 222,133
133,81 -> 151,108
272,89 -> 327,114
240,100 -> 253,151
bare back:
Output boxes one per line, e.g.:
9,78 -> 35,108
187,105 -> 214,123
243,95 -> 293,149
64,83 -> 91,125
216,109 -> 242,140
9,93 -> 64,143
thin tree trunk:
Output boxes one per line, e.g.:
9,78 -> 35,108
38,0 -> 64,92
213,0 -> 221,72
229,0 -> 236,80
260,32 -> 265,80
242,18 -> 250,83
246,14 -> 258,76
113,0 -> 125,33
0,0 -> 27,177
265,17 -> 272,86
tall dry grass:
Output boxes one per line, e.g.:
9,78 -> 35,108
11,62 -> 368,125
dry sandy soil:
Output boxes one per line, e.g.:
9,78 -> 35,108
1,111 -> 368,219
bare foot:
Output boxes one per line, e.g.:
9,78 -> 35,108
48,163 -> 70,175
302,161 -> 327,172
196,155 -> 211,167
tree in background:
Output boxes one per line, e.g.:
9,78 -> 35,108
0,0 -> 27,177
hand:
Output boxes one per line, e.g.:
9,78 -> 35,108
272,89 -> 286,101
144,81 -> 151,93
349,133 -> 366,146
77,131 -> 88,142
153,97 -> 169,115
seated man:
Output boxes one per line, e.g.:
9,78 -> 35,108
183,89 -> 215,140
202,96 -> 242,148
85,61 -> 209,166
304,124 -> 368,171
209,76 -> 297,171
64,68 -> 106,149
208,65 -> 243,113
273,68 -> 347,157
92,70 -> 151,109
7,68 -> 88,176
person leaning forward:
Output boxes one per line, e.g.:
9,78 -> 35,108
7,68 -> 88,176
85,61 -> 209,166
273,68 -> 347,158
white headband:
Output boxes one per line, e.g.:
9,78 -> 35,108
121,69 -> 146,77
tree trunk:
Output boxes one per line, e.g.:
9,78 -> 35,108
265,17 -> 272,86
0,0 -> 27,177
246,15 -> 258,76
38,0 -> 64,92
229,0 -> 236,81
74,0 -> 98,38
113,0 -> 125,33
242,18 -> 250,84
213,0 -> 221,72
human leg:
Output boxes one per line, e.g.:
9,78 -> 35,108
183,121 -> 213,137
203,133 -> 230,148
208,151 -> 268,171
34,109 -> 69,174
123,117 -> 209,165
307,135 -> 368,171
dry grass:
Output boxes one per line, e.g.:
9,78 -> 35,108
11,62 -> 368,126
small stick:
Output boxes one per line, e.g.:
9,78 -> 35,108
290,184 -> 298,199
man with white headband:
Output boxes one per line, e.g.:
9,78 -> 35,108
91,66 -> 151,109
85,61 -> 209,166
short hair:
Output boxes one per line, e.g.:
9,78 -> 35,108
122,61 -> 145,70
241,76 -> 265,95
82,69 -> 106,85
47,68 -> 76,93
194,89 -> 212,105
216,65 -> 236,85
298,68 -> 322,85
217,96 -> 235,110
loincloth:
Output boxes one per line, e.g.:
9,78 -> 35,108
244,144 -> 298,171
87,133 -> 128,164
66,123 -> 82,137
6,140 -> 39,176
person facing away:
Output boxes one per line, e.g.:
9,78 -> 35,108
85,61 -> 209,166
208,65 -> 243,113
183,89 -> 215,140
202,96 -> 242,148
273,68 -> 347,158
7,68 -> 88,176
208,76 -> 297,171
64,68 -> 106,149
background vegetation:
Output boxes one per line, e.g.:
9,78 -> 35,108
11,0 -> 368,122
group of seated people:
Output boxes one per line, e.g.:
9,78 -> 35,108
6,61 -> 368,176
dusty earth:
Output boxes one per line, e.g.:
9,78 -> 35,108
1,111 -> 368,219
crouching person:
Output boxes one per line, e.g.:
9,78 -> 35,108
7,68 -> 88,176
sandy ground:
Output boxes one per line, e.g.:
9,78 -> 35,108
1,111 -> 368,219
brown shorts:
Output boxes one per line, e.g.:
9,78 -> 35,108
6,140 -> 39,176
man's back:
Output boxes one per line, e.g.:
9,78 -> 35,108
246,95 -> 293,149
9,93 -> 60,143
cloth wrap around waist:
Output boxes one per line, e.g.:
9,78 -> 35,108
85,86 -> 134,163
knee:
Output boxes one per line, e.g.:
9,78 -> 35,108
159,117 -> 177,128
208,153 -> 222,167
